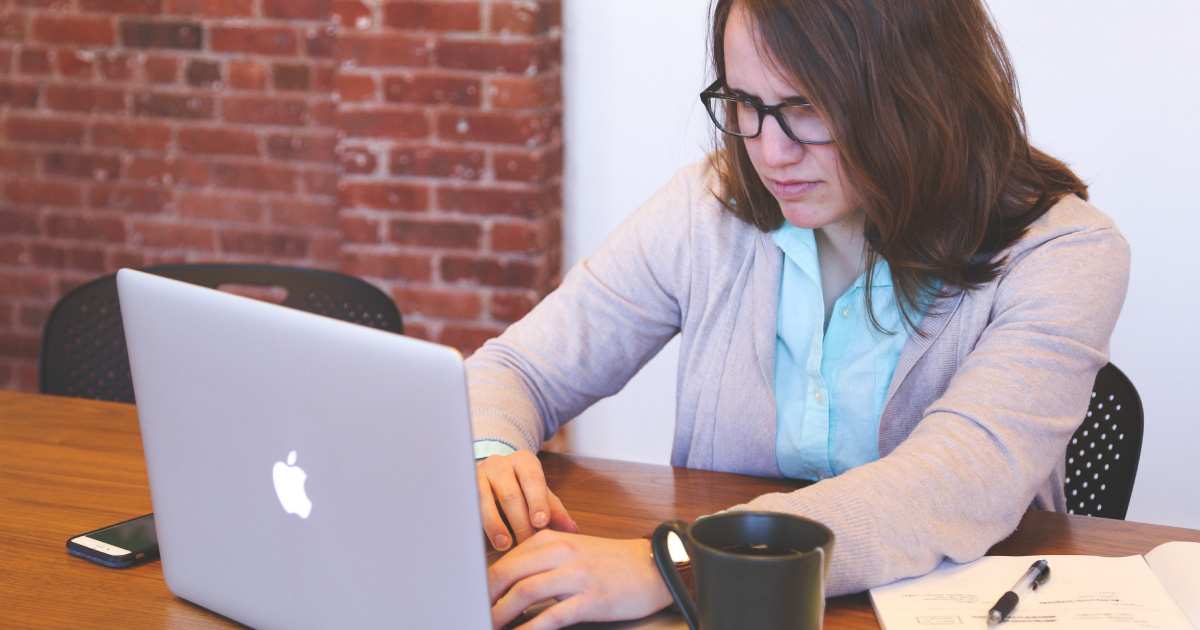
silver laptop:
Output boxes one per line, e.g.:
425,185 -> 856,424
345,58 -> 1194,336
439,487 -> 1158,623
117,268 -> 491,629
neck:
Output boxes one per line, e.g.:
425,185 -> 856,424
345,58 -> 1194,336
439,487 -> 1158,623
814,210 -> 868,330
815,210 -> 867,275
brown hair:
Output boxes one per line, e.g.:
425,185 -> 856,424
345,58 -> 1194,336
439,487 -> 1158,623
709,0 -> 1088,330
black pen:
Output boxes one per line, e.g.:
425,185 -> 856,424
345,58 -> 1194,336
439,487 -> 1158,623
987,559 -> 1050,626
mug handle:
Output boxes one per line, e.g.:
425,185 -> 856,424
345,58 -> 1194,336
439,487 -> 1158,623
652,520 -> 699,630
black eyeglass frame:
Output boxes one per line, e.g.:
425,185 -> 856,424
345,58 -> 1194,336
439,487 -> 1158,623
699,76 -> 835,146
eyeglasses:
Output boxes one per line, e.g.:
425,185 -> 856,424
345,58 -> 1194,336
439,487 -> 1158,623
700,76 -> 834,145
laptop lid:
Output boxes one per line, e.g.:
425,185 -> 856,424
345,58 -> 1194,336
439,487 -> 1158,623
117,268 -> 491,630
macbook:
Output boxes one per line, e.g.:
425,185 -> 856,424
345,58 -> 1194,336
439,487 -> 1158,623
118,268 -> 491,629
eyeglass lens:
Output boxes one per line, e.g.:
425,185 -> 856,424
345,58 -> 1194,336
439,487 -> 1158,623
706,96 -> 832,144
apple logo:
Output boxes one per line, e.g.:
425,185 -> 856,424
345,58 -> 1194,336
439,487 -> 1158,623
272,450 -> 313,519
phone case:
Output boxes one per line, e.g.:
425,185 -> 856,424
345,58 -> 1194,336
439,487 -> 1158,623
66,513 -> 159,569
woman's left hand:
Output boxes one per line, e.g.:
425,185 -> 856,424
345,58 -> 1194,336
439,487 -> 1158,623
488,530 -> 674,630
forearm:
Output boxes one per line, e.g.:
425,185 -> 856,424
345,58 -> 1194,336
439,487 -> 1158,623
466,167 -> 699,453
465,258 -> 678,451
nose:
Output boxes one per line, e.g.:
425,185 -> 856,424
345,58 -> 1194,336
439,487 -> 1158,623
756,115 -> 805,169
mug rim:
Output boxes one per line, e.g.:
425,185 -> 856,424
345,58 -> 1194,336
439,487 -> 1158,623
687,511 -> 834,560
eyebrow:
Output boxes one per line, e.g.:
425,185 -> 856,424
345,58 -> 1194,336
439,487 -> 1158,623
725,84 -> 812,106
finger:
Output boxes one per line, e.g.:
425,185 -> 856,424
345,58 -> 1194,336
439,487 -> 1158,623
493,569 -> 575,630
516,595 -> 588,630
487,531 -> 568,603
545,490 -> 578,534
484,461 -> 537,544
477,467 -> 513,550
512,453 -> 552,530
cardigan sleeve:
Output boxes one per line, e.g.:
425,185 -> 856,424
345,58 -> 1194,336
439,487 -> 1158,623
464,164 -> 702,451
732,210 -> 1131,596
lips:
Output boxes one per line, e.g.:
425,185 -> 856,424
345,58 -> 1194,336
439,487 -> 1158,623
769,179 -> 820,199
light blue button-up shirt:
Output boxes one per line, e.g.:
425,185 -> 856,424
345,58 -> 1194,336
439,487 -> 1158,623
771,222 -> 914,481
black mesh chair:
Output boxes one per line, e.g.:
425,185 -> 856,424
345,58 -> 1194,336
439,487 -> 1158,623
1065,363 -> 1143,520
39,264 -> 402,404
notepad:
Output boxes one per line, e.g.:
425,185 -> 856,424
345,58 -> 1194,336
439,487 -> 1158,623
869,541 -> 1200,629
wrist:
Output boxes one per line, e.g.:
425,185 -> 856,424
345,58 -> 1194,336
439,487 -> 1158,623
642,533 -> 694,605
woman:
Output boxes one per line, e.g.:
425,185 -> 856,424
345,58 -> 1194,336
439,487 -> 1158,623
470,0 -> 1129,628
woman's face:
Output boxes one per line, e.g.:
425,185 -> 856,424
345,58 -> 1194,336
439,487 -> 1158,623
724,7 -> 859,232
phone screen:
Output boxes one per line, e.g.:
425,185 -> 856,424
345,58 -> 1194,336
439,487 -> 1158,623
87,514 -> 157,552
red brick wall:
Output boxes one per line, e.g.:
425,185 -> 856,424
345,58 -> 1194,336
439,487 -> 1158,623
0,0 -> 563,392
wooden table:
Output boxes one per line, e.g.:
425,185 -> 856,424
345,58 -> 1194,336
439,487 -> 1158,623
3,389 -> 1199,629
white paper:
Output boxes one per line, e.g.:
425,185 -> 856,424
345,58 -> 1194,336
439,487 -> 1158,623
869,554 -> 1194,630
1146,541 -> 1200,629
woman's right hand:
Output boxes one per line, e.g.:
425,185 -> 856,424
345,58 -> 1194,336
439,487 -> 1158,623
476,450 -> 578,550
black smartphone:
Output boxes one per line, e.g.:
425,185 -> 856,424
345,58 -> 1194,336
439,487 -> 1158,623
66,513 -> 159,568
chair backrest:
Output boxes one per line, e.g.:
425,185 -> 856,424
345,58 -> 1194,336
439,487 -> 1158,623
39,264 -> 402,404
1065,363 -> 1143,520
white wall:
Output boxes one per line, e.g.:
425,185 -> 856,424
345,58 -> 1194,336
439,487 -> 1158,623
561,1 -> 1200,529
559,0 -> 711,465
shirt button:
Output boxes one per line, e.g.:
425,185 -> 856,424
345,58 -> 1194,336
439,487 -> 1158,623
813,389 -> 824,403
839,307 -> 851,318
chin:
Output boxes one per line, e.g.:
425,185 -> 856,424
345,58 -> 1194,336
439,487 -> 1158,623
777,197 -> 859,231
779,204 -> 835,230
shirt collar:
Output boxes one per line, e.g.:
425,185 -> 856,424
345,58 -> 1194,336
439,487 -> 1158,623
770,221 -> 819,283
770,222 -> 893,289
856,259 -> 893,289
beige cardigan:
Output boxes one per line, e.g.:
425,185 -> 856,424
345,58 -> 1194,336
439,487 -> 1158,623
466,160 -> 1130,595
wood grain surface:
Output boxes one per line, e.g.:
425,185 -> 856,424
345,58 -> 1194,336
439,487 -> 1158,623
2,389 -> 1197,629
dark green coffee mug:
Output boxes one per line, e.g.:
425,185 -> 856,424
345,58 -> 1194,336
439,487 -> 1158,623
653,512 -> 834,630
